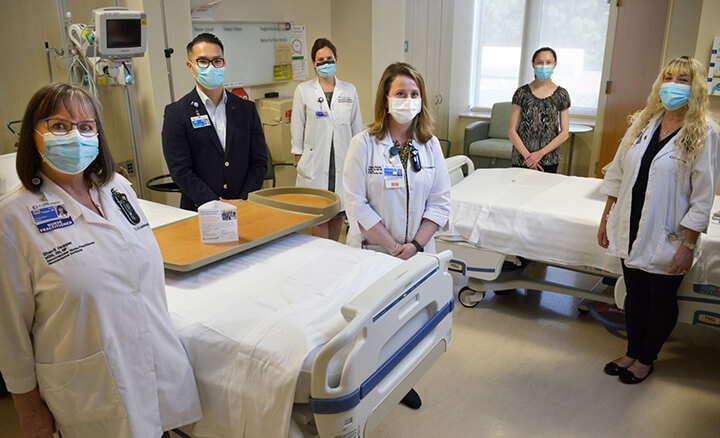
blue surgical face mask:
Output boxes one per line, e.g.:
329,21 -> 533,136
316,62 -> 336,78
534,65 -> 554,81
196,65 -> 225,89
659,82 -> 691,110
37,130 -> 99,175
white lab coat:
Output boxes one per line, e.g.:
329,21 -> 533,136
291,77 -> 363,207
343,130 -> 451,253
601,114 -> 720,274
0,173 -> 202,438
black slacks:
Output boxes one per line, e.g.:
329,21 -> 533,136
621,261 -> 684,365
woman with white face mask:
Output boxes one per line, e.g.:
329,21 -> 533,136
0,83 -> 201,437
598,56 -> 720,384
343,62 -> 451,258
291,38 -> 363,240
343,61 -> 450,411
508,47 -> 571,173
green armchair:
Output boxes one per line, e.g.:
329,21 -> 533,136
463,102 -> 514,169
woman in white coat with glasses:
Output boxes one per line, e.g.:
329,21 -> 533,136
291,38 -> 363,240
598,56 -> 720,384
0,83 -> 201,437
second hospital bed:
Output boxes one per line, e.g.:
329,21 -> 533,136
140,200 -> 455,438
437,158 -> 720,331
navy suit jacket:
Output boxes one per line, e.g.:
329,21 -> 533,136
161,88 -> 268,210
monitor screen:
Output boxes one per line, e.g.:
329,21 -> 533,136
106,19 -> 141,48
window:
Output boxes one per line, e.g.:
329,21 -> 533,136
470,0 -> 610,116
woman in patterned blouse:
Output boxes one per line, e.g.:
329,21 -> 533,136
508,47 -> 571,173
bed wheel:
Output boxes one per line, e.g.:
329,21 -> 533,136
493,289 -> 515,296
458,287 -> 483,308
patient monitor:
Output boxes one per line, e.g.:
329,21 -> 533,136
93,7 -> 147,60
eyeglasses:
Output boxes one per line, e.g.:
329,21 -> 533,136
195,57 -> 226,69
316,60 -> 335,66
41,118 -> 100,137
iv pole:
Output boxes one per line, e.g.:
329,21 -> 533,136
54,0 -> 146,198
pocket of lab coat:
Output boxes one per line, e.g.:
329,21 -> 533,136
296,148 -> 314,179
651,227 -> 684,271
36,351 -> 126,426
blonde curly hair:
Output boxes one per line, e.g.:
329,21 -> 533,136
620,56 -> 709,166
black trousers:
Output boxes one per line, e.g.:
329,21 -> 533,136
621,261 -> 684,365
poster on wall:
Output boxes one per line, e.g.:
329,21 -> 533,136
290,25 -> 309,81
708,36 -> 720,96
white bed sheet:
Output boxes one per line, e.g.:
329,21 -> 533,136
441,168 -> 623,273
442,168 -> 720,284
164,233 -> 402,438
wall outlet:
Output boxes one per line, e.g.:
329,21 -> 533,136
120,160 -> 135,177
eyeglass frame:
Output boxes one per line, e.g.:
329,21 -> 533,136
40,117 -> 101,137
193,57 -> 226,69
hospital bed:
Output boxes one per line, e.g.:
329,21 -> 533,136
139,199 -> 455,438
438,157 -> 720,331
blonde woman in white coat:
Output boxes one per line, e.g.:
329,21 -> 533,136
343,61 -> 450,410
291,38 -> 363,240
597,57 -> 720,384
0,83 -> 201,437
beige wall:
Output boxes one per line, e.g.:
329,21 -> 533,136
331,0 -> 373,123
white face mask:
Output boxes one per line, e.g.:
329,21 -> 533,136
388,97 -> 422,125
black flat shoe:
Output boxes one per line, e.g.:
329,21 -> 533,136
604,361 -> 629,376
619,365 -> 654,384
399,388 -> 422,410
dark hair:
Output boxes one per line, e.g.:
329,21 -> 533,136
16,83 -> 115,192
532,47 -> 557,63
186,33 -> 224,57
311,38 -> 337,62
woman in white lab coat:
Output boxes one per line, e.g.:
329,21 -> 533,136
0,83 -> 202,437
597,57 -> 720,384
343,62 -> 450,410
343,62 -> 451,257
291,38 -> 363,240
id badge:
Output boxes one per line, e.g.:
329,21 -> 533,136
315,111 -> 327,118
384,166 -> 404,189
28,201 -> 74,233
191,114 -> 211,129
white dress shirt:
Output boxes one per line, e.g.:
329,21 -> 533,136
196,85 -> 228,150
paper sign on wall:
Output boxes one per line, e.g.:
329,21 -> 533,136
708,36 -> 720,96
290,25 -> 309,80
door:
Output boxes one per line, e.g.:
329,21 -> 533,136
596,0 -> 669,177
406,0 -> 453,141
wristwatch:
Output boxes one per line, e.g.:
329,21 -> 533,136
681,241 -> 696,251
411,239 -> 424,252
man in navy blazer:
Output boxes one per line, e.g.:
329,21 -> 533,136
162,33 -> 268,211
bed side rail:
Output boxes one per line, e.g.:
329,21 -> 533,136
445,155 -> 474,186
310,251 -> 453,407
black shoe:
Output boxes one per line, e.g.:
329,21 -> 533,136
604,361 -> 629,376
619,365 -> 654,384
399,388 -> 422,410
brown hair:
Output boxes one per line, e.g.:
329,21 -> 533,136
16,83 -> 115,191
311,38 -> 337,62
368,62 -> 434,143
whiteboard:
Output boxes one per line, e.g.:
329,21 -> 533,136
192,21 -> 308,87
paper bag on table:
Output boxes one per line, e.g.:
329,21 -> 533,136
198,200 -> 239,244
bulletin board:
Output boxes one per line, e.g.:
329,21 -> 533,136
191,21 -> 309,87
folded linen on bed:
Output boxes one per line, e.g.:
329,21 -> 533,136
440,168 -> 623,273
164,233 -> 402,438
